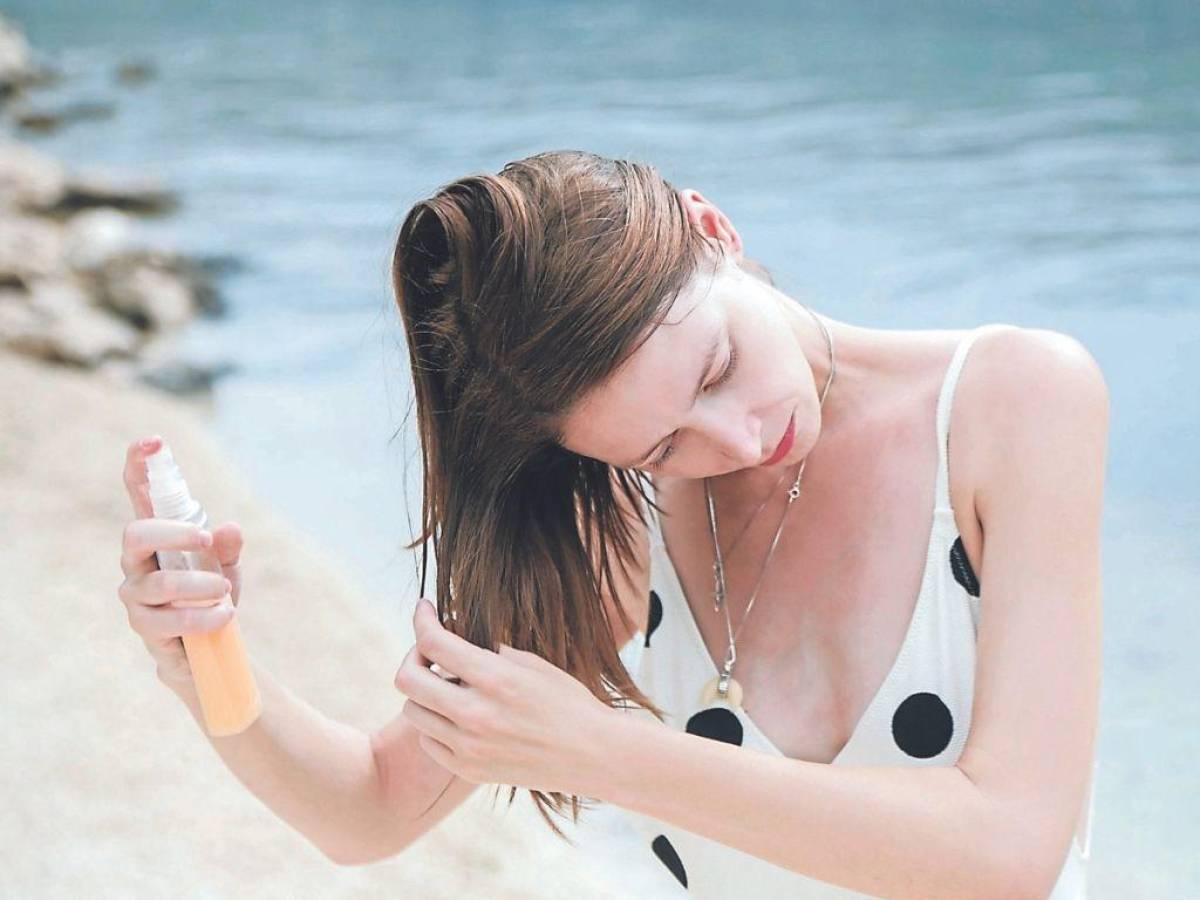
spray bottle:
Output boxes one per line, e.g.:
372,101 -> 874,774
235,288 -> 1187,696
146,441 -> 262,737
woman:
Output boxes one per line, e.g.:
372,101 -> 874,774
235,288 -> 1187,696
119,150 -> 1104,897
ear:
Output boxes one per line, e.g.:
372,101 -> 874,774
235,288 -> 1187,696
677,188 -> 744,263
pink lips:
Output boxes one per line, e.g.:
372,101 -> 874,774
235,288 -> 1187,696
760,411 -> 796,467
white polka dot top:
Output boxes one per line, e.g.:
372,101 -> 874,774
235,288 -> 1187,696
614,323 -> 1095,898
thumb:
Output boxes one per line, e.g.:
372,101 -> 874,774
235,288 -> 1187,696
210,520 -> 243,574
210,520 -> 242,564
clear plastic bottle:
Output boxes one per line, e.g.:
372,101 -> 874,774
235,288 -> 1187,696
146,442 -> 262,737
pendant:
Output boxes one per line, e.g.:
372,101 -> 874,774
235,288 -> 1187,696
699,671 -> 743,709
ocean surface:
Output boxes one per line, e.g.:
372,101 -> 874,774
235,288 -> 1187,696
8,1 -> 1197,895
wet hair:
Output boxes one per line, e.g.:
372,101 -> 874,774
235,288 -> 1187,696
390,149 -> 774,839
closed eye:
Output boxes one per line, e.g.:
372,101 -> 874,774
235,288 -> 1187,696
647,343 -> 738,470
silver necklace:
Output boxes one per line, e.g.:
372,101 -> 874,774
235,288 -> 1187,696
699,306 -> 836,709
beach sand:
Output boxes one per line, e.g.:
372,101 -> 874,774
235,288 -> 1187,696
0,350 -> 632,898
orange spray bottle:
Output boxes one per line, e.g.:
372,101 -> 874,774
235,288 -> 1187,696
146,442 -> 262,736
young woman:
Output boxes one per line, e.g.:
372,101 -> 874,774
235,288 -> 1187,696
119,150 -> 1104,898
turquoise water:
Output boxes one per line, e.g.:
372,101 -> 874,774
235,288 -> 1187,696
8,1 -> 1198,894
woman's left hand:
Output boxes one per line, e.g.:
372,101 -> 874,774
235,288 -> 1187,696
395,597 -> 617,796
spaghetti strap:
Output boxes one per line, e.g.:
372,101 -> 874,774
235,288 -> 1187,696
933,324 -> 1020,511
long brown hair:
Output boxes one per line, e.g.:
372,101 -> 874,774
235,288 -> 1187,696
390,149 -> 774,839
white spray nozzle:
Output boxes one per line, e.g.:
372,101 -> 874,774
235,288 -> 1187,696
145,441 -> 199,520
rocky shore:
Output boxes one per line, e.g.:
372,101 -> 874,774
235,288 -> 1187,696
1,13 -> 237,396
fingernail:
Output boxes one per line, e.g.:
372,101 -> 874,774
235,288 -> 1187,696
224,578 -> 233,593
199,531 -> 213,546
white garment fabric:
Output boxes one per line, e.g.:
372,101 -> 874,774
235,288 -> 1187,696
613,323 -> 1095,897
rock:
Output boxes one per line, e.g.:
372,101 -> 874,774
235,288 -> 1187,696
135,356 -> 238,394
0,215 -> 66,288
4,278 -> 141,367
172,255 -> 234,317
0,14 -> 56,101
0,138 -> 179,219
0,287 -> 42,342
0,14 -> 33,99
0,139 -> 68,212
13,100 -> 117,134
94,254 -> 195,331
82,247 -> 230,321
63,208 -> 138,270
130,331 -> 239,394
114,60 -> 156,85
0,220 -> 63,289
22,276 -> 92,319
46,166 -> 179,217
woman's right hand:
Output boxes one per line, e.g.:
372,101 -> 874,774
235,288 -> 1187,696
118,435 -> 243,691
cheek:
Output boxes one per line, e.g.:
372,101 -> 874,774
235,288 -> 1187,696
744,334 -> 809,404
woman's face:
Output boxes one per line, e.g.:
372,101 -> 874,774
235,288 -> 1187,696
560,254 -> 825,480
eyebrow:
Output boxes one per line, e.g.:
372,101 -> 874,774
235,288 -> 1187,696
624,328 -> 722,468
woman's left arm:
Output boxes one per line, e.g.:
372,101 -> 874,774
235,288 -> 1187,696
398,329 -> 1108,900
594,329 -> 1109,900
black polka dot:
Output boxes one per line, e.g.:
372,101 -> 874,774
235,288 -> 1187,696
644,589 -> 663,648
651,834 -> 688,888
949,537 -> 980,597
892,692 -> 954,758
685,706 -> 744,746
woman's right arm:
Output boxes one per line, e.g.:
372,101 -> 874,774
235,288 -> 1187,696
120,436 -> 477,867
165,658 -> 479,866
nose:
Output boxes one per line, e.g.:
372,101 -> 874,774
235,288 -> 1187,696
699,408 -> 762,467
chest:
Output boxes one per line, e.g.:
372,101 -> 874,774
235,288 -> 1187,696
653,405 -> 982,764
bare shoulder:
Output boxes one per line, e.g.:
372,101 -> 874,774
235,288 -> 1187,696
970,325 -> 1106,390
960,325 -> 1109,430
954,325 -> 1110,509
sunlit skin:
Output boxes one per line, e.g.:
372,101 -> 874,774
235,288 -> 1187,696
391,188 -> 1107,897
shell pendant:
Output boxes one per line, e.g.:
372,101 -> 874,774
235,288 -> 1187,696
699,667 -> 744,710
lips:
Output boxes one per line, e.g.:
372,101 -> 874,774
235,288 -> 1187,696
761,411 -> 796,466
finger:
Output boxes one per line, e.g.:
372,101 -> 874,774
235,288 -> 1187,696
402,698 -> 459,747
120,519 -> 213,578
127,598 -> 236,642
208,521 -> 243,606
123,436 -> 164,520
413,598 -> 501,689
413,596 -> 448,629
120,569 -> 231,609
400,636 -> 462,684
396,648 -> 469,721
416,731 -> 456,771
209,521 -> 242,570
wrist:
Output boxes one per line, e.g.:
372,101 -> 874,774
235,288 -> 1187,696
574,704 -> 643,804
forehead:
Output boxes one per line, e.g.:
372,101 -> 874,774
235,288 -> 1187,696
562,280 -> 721,463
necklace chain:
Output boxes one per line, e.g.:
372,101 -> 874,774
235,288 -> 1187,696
702,305 -> 836,701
